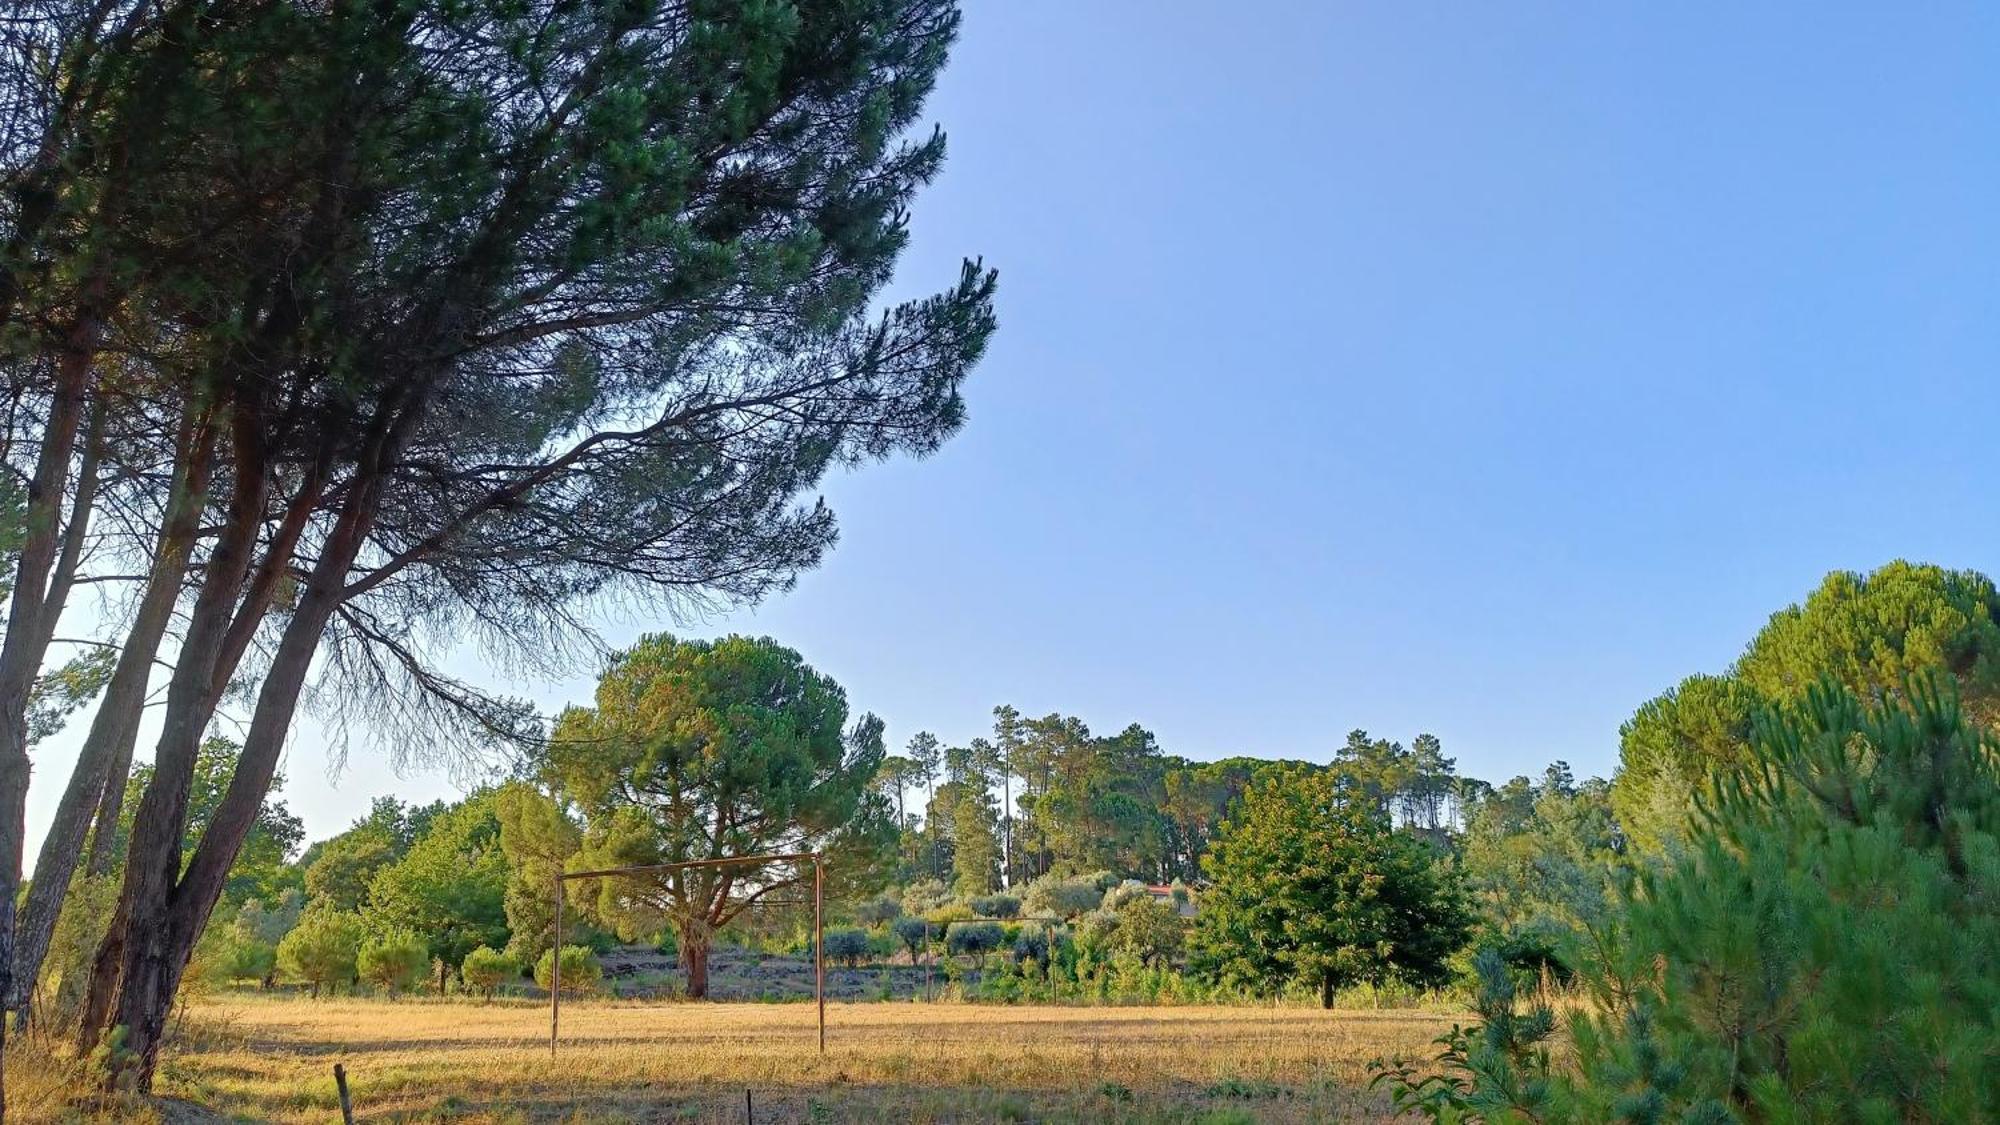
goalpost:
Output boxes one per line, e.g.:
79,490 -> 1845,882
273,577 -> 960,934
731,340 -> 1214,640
549,851 -> 826,1056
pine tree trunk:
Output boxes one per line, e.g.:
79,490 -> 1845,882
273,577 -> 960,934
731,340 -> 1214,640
681,928 -> 711,1000
14,416 -> 210,1025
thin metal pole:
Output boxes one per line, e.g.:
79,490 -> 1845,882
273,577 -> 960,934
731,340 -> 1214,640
814,854 -> 825,1054
551,873 -> 563,1056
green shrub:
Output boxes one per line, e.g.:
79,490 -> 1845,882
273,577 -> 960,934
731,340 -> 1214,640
1022,874 -> 1102,919
219,937 -> 277,986
820,927 -> 870,968
277,910 -> 366,998
854,895 -> 902,927
900,878 -> 952,916
533,944 -> 602,995
969,893 -> 1019,919
460,945 -> 519,1001
357,930 -> 428,998
947,921 -> 1004,964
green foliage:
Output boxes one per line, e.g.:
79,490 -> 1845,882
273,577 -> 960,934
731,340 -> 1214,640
968,892 -> 1019,919
1022,873 -> 1103,919
1104,896 -> 1185,968
36,873 -> 120,1023
494,782 -> 584,961
302,828 -> 400,913
533,945 -> 602,996
821,927 -> 871,967
900,878 -> 952,916
277,911 -> 366,998
548,634 -> 895,996
892,916 -> 931,962
1617,562 -> 2000,855
114,736 -> 304,908
946,921 -> 1004,963
1398,678 -> 2000,1121
460,946 -> 519,1001
1615,674 -> 1761,854
1193,767 -> 1472,1005
942,778 -> 1002,896
1458,764 -> 1624,969
356,930 -> 429,998
363,792 -> 509,970
854,894 -> 902,927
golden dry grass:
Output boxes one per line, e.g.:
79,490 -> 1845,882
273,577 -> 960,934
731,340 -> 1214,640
42,995 -> 1463,1123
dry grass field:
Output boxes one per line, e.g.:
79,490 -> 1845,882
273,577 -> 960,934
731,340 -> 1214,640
15,996 -> 1461,1123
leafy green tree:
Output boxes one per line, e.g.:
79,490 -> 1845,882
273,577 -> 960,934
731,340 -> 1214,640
1160,756 -> 1311,882
1022,873 -> 1105,919
548,634 -> 895,998
946,920 -> 1004,966
1030,717 -> 1166,877
533,946 -> 601,997
69,0 -> 994,1084
892,916 -> 931,964
1194,768 -> 1471,1007
277,911 -> 366,999
1457,765 -> 1624,974
363,793 -> 509,986
821,928 -> 870,968
1107,896 -> 1185,968
459,946 -> 519,1002
356,930 -> 428,999
968,893 -> 1019,919
302,828 -> 401,914
855,895 -> 902,928
943,776 -> 1001,896
494,783 -> 583,961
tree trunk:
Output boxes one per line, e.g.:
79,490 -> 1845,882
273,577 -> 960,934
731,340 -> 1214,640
0,344 -> 93,1114
14,413 -> 210,1025
679,924 -> 711,1000
78,437 -> 269,1064
94,433 -> 376,1085
1320,972 -> 1334,1010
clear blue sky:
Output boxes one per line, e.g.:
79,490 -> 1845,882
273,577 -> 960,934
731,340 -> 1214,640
30,2 -> 2000,852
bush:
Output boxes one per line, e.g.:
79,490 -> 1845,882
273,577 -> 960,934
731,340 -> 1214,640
460,945 -> 519,1001
900,878 -> 952,916
947,921 -> 1004,964
820,927 -> 870,968
1023,874 -> 1103,919
1101,879 -> 1149,911
533,944 -> 601,995
277,910 -> 366,998
854,895 -> 902,927
892,916 -> 931,963
969,893 -> 1020,919
219,937 -> 277,986
357,930 -> 429,998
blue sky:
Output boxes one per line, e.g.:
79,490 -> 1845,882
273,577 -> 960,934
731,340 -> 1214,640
29,3 -> 2000,852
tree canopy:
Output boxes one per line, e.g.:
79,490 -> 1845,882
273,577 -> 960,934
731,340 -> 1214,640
1192,766 -> 1471,1006
546,633 -> 893,996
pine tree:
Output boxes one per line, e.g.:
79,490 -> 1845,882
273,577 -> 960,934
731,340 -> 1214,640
1385,675 -> 2000,1121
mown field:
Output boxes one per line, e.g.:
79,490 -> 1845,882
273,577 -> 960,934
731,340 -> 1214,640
17,996 -> 1461,1123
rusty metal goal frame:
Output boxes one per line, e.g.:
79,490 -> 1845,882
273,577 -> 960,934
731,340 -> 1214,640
550,851 -> 826,1056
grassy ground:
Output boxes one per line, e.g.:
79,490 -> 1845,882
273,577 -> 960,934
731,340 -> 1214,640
18,994 -> 1461,1123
